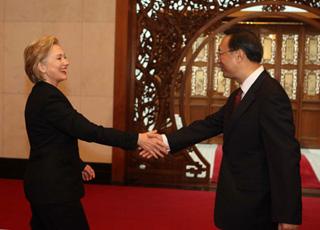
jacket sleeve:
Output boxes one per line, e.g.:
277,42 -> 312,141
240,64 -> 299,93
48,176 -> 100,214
79,159 -> 86,171
260,86 -> 302,224
43,91 -> 138,150
167,104 -> 225,153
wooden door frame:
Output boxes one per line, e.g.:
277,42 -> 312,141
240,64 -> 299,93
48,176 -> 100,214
112,0 -> 135,183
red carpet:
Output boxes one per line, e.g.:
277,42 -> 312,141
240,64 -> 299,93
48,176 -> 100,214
0,178 -> 320,230
212,145 -> 320,189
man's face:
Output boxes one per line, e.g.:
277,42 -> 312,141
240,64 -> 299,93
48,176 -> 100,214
218,35 -> 237,79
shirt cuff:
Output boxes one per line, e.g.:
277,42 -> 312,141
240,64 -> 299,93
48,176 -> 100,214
161,134 -> 171,152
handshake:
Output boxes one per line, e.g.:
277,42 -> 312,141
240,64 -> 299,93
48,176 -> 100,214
137,131 -> 169,159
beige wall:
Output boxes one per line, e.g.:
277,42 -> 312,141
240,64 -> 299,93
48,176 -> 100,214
0,0 -> 116,163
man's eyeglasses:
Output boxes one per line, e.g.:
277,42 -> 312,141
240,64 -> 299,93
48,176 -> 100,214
217,49 -> 236,56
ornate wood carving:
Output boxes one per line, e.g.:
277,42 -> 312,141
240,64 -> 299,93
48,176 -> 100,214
129,0 -> 221,185
133,0 -> 220,133
126,0 -> 320,186
262,4 -> 286,12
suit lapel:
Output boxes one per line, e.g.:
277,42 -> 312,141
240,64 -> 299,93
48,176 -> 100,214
224,71 -> 268,140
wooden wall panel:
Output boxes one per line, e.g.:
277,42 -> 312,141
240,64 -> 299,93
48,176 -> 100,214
300,108 -> 320,148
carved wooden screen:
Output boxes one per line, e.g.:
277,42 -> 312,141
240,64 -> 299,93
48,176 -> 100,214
184,24 -> 320,149
300,29 -> 320,147
120,0 -> 320,187
126,0 -> 220,187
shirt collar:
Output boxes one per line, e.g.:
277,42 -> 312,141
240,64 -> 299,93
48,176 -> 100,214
240,65 -> 264,98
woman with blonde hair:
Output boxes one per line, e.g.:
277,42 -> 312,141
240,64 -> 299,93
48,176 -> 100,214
23,35 -> 167,230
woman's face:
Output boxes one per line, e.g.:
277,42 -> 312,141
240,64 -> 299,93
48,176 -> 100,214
41,44 -> 69,86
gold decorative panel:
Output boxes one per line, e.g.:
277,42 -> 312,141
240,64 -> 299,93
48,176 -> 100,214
282,34 -> 299,65
214,33 -> 224,63
267,68 -> 275,78
261,34 -> 276,64
193,35 -> 208,62
305,35 -> 320,65
213,67 -> 231,97
304,70 -> 320,96
280,69 -> 298,100
191,66 -> 208,96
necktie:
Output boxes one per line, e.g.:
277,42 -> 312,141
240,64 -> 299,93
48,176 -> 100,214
233,88 -> 243,112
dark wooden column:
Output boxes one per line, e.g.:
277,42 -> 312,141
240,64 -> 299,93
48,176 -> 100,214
112,0 -> 133,183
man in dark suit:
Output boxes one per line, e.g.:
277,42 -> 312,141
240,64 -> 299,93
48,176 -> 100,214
141,28 -> 302,230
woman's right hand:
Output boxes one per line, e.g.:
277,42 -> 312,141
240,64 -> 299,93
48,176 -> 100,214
137,131 -> 169,159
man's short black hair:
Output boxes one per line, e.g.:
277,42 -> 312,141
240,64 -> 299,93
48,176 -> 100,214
224,27 -> 263,63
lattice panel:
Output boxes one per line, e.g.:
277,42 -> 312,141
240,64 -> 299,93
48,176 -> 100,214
266,68 -> 275,78
134,0 -> 220,133
191,66 -> 208,96
193,35 -> 209,62
282,34 -> 299,65
281,69 -> 298,100
304,70 -> 320,97
305,35 -> 320,65
213,67 -> 231,97
261,34 -> 276,65
132,0 -> 320,184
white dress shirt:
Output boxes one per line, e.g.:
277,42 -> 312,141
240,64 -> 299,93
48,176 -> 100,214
240,65 -> 264,99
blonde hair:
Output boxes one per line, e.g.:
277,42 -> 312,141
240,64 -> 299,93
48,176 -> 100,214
24,35 -> 59,83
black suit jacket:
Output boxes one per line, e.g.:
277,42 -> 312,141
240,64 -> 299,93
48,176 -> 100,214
24,81 -> 138,205
167,71 -> 302,227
